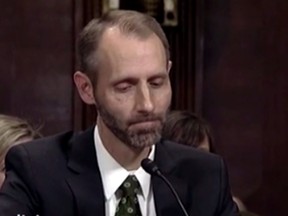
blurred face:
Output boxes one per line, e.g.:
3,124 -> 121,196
0,136 -> 32,188
0,155 -> 5,188
198,135 -> 210,152
95,28 -> 172,149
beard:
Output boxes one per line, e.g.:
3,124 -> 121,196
96,102 -> 167,149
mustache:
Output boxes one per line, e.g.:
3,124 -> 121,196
128,115 -> 164,125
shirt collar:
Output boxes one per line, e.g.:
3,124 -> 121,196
94,125 -> 155,201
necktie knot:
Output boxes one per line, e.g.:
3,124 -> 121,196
118,175 -> 141,197
115,175 -> 142,216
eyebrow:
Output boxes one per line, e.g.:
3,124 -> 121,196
112,71 -> 168,85
112,77 -> 138,86
147,73 -> 168,81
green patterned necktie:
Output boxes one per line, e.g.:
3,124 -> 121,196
115,175 -> 142,216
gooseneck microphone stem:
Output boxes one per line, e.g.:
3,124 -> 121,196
141,158 -> 189,216
157,172 -> 189,216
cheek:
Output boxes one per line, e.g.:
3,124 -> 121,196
100,93 -> 132,120
153,87 -> 172,108
0,172 -> 4,188
103,91 -> 134,111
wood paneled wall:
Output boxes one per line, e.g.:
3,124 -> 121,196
203,0 -> 288,215
0,0 -> 74,135
166,0 -> 197,111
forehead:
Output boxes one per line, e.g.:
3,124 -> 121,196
100,27 -> 165,59
96,27 -> 167,79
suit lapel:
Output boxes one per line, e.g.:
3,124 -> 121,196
64,131 -> 189,216
153,140 -> 189,216
65,127 -> 105,216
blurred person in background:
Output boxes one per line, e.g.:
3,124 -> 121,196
162,110 -> 214,152
0,114 -> 40,187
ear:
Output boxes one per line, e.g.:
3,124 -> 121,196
74,71 -> 95,105
167,60 -> 172,73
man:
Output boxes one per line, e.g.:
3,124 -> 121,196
0,10 -> 238,216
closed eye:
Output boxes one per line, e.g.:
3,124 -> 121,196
114,83 -> 133,92
149,77 -> 165,88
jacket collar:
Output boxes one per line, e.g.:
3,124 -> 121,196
66,126 -> 105,216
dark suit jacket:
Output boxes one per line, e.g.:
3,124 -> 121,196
0,127 -> 238,216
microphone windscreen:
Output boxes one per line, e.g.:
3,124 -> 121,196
141,158 -> 160,175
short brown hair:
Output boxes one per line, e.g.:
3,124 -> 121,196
78,10 -> 170,83
162,110 -> 215,152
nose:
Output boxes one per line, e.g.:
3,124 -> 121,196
135,84 -> 154,114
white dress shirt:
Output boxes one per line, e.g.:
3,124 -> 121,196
94,126 -> 157,216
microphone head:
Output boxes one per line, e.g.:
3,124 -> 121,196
141,158 -> 161,176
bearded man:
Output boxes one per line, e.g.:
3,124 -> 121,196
0,10 -> 238,216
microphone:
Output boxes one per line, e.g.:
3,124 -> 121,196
141,158 -> 189,216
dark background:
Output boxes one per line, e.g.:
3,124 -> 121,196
1,0 -> 287,215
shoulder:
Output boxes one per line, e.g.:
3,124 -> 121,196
157,139 -> 225,175
4,131 -> 77,179
5,127 -> 95,172
157,140 -> 238,214
160,139 -> 221,163
7,130 -> 76,160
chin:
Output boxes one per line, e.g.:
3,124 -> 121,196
128,132 -> 161,149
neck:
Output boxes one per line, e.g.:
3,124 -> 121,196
97,118 -> 151,171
